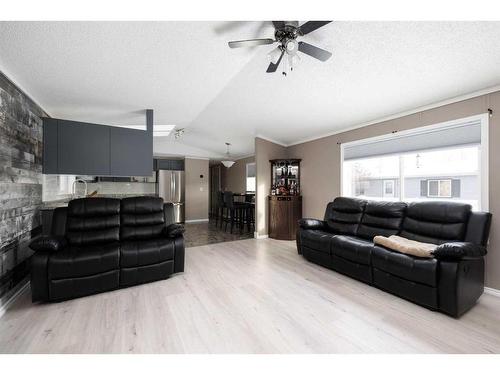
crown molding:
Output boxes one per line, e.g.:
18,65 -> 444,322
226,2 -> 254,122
0,68 -> 52,117
184,156 -> 210,161
255,135 -> 288,147
234,153 -> 255,161
286,84 -> 500,147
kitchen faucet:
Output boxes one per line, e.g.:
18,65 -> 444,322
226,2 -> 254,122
72,178 -> 88,198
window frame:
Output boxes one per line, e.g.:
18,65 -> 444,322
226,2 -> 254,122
427,179 -> 452,198
383,179 -> 395,197
340,113 -> 489,210
246,162 -> 256,193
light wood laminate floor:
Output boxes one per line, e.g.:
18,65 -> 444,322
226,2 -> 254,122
1,238 -> 500,353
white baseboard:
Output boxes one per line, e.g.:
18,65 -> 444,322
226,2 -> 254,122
0,280 -> 30,320
484,287 -> 500,298
185,219 -> 209,223
254,232 -> 268,239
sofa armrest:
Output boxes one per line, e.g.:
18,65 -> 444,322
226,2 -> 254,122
29,235 -> 67,253
298,218 -> 326,230
432,242 -> 487,260
165,223 -> 185,238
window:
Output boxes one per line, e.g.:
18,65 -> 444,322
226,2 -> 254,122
427,179 -> 452,198
383,180 -> 395,197
343,155 -> 400,201
341,114 -> 488,211
246,162 -> 256,192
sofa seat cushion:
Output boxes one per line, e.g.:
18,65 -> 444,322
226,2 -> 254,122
331,235 -> 374,265
372,245 -> 438,287
120,238 -> 175,268
48,242 -> 120,279
300,229 -> 335,254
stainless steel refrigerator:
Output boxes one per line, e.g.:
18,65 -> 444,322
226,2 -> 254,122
157,170 -> 185,223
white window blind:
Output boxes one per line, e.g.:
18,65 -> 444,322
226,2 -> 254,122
343,119 -> 481,161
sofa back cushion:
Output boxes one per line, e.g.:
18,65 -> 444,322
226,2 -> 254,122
120,196 -> 165,240
324,197 -> 366,235
66,198 -> 121,246
357,201 -> 407,240
400,201 -> 471,244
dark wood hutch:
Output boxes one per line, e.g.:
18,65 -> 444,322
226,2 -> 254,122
268,159 -> 302,240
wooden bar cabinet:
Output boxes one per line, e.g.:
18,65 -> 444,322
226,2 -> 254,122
268,159 -> 302,240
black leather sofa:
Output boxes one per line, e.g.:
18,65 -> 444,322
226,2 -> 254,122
30,196 -> 185,302
297,197 -> 492,317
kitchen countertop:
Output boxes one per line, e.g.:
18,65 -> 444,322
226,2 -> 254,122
40,194 -> 158,210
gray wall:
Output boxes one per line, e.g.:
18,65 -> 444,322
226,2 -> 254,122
223,156 -> 255,193
185,158 -> 209,221
0,71 -> 46,303
255,137 -> 287,236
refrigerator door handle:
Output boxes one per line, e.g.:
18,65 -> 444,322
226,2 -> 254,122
172,173 -> 175,202
171,173 -> 174,202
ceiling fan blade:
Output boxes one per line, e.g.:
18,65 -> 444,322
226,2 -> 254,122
266,49 -> 285,73
228,38 -> 274,48
298,42 -> 332,62
299,21 -> 332,35
272,21 -> 285,29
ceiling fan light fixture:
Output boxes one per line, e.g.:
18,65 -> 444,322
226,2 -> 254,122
267,46 -> 282,64
286,40 -> 297,53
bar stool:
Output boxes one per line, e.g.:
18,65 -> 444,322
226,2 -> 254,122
216,191 -> 225,228
223,191 -> 246,234
242,194 -> 255,233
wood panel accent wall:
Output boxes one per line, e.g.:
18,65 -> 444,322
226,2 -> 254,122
0,71 -> 47,303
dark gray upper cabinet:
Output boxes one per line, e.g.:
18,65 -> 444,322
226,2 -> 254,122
154,158 -> 184,171
57,120 -> 111,175
42,118 -> 58,174
110,126 -> 152,176
43,114 -> 153,176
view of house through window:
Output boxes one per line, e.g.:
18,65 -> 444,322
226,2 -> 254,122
342,116 -> 486,210
246,162 -> 256,192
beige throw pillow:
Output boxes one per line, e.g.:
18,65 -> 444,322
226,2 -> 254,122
373,235 -> 437,258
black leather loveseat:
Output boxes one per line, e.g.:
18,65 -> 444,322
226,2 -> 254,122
297,197 -> 492,317
30,196 -> 185,302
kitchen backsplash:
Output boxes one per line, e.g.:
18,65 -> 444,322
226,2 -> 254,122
42,174 -> 156,202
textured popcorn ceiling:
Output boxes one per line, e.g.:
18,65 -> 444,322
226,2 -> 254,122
1,21 -> 500,158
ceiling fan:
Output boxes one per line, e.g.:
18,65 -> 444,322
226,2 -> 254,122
228,21 -> 333,75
